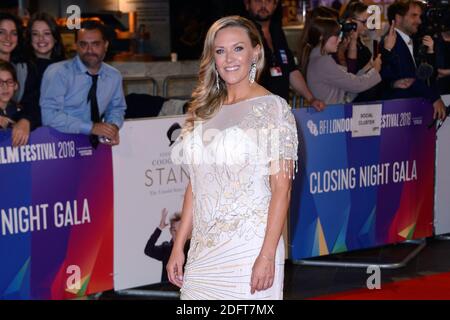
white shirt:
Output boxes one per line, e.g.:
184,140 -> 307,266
395,28 -> 416,67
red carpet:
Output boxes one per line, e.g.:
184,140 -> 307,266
311,272 -> 450,300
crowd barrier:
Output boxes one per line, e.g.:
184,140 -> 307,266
0,97 -> 448,299
290,98 -> 443,265
0,128 -> 114,299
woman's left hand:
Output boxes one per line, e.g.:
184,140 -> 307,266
11,119 -> 30,147
250,254 -> 275,295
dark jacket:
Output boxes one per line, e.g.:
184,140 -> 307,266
380,31 -> 440,103
11,62 -> 41,130
144,227 -> 190,283
247,17 -> 297,101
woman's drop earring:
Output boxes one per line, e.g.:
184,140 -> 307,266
215,68 -> 220,91
249,60 -> 257,84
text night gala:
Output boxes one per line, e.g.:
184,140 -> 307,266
1,199 -> 91,236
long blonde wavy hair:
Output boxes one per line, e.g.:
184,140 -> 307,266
183,15 -> 265,135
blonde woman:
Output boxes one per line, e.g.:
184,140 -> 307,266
167,16 -> 298,300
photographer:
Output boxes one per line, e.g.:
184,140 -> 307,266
337,2 -> 370,74
380,0 -> 446,120
337,1 -> 383,102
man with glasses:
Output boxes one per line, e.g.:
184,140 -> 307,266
339,1 -> 382,102
40,20 -> 126,147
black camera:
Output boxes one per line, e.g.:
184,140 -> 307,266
340,22 -> 357,34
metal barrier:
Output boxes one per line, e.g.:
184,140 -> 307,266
123,76 -> 158,96
114,289 -> 179,299
290,98 -> 437,270
290,92 -> 305,109
295,239 -> 427,269
162,74 -> 198,99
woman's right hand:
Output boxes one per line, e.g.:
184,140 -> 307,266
167,249 -> 185,288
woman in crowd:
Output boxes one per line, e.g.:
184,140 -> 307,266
298,17 -> 381,105
297,5 -> 339,65
167,15 -> 298,300
25,12 -> 66,91
0,12 -> 39,146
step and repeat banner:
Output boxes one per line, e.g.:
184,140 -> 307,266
112,116 -> 188,291
290,98 -> 436,260
0,128 -> 113,299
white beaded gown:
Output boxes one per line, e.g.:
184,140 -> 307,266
172,95 -> 298,300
